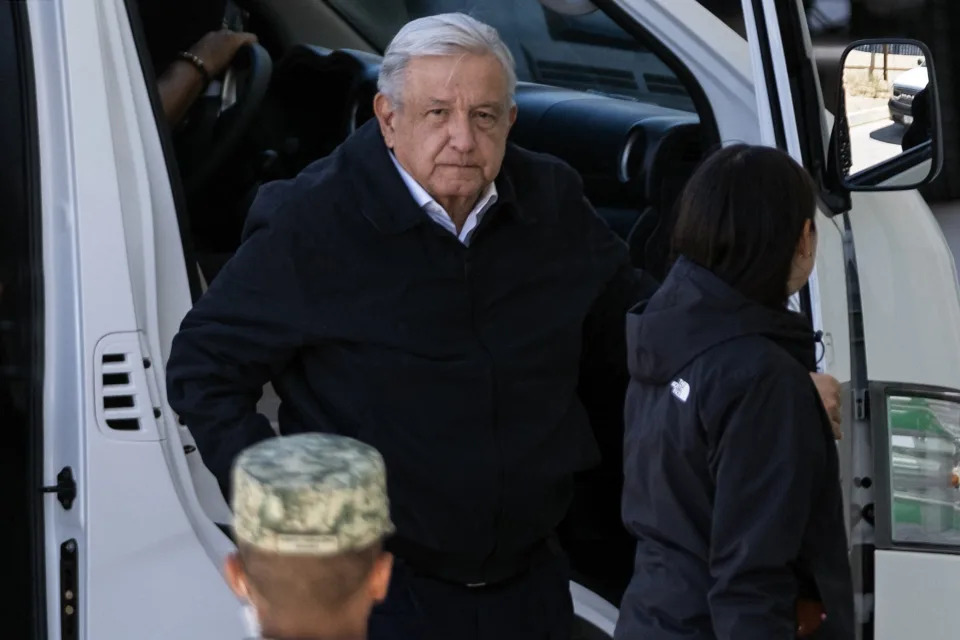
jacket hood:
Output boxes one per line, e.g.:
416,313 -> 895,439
627,256 -> 818,384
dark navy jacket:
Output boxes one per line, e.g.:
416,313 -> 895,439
616,257 -> 854,640
166,120 -> 655,574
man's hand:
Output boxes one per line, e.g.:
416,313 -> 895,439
796,598 -> 826,637
811,372 -> 843,440
189,29 -> 259,77
159,29 -> 259,126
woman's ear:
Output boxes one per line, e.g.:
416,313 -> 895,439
787,218 -> 818,297
799,218 -> 816,259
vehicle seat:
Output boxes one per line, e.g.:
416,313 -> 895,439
627,125 -> 706,281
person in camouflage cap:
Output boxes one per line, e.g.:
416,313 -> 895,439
224,433 -> 395,640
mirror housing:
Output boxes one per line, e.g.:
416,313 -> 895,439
831,39 -> 943,192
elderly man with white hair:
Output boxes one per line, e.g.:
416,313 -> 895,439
167,12 -> 657,639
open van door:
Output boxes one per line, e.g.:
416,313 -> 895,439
24,0 -> 246,636
742,1 -> 960,638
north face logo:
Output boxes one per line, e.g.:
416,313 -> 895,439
671,378 -> 691,403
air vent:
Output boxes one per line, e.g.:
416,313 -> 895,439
100,352 -> 140,431
94,332 -> 161,442
534,59 -> 639,93
643,73 -> 687,96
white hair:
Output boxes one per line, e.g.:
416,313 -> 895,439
377,13 -> 517,108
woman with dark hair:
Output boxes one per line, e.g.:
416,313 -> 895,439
615,145 -> 854,640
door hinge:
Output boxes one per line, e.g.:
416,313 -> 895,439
42,467 -> 77,510
60,539 -> 78,640
854,388 -> 870,421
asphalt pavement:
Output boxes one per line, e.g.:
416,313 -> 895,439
849,117 -> 906,175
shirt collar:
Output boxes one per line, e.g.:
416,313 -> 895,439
389,152 -> 498,217
344,120 -> 532,235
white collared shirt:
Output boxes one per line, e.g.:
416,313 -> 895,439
389,153 -> 498,246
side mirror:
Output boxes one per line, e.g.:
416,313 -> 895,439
832,39 -> 943,191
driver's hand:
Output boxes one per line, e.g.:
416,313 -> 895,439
189,29 -> 259,78
811,372 -> 843,440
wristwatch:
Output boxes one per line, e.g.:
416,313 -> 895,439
176,50 -> 211,86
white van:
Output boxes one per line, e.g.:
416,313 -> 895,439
5,0 -> 958,638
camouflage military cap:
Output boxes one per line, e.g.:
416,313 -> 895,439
231,433 -> 395,556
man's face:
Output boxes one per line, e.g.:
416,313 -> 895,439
374,53 -> 517,210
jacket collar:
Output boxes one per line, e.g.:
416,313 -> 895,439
627,256 -> 817,384
341,119 -> 531,234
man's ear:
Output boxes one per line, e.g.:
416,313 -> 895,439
507,103 -> 518,128
368,551 -> 394,603
373,93 -> 398,149
224,552 -> 250,600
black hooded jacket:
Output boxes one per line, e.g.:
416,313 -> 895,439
616,257 -> 854,640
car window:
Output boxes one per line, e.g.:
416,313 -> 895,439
325,0 -> 696,112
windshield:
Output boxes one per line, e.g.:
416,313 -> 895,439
325,0 -> 696,112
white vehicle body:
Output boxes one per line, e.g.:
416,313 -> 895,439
895,64 -> 929,93
9,0 -> 959,638
890,59 -> 929,124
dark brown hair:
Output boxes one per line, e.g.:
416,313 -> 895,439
671,144 -> 817,308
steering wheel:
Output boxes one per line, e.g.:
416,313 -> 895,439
182,42 -> 273,196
